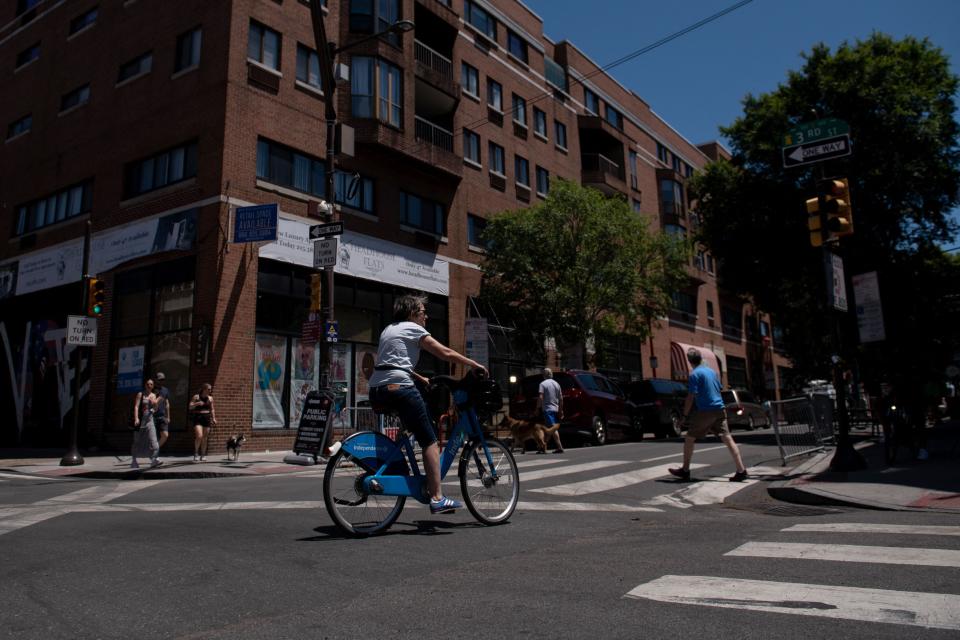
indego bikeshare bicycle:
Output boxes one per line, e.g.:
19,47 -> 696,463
322,371 -> 520,536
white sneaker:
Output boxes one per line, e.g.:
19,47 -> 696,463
193,455 -> 198,462
917,448 -> 929,461
323,441 -> 342,458
150,459 -> 164,468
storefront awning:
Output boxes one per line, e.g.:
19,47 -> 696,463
670,342 -> 721,380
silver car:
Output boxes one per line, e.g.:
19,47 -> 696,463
721,389 -> 770,430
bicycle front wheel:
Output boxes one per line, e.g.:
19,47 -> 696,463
458,438 -> 519,525
323,448 -> 406,537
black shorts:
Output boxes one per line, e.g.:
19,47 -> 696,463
155,417 -> 169,433
194,414 -> 212,428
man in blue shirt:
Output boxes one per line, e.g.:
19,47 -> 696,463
669,348 -> 748,482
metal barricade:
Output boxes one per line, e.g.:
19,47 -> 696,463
334,407 -> 401,441
769,395 -> 835,465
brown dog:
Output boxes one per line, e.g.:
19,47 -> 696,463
499,415 -> 560,454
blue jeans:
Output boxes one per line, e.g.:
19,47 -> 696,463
369,384 -> 437,449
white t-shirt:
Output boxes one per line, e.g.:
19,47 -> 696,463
539,378 -> 562,412
367,321 -> 430,387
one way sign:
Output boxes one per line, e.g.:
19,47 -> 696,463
309,221 -> 344,240
782,134 -> 852,168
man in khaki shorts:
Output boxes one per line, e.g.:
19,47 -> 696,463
669,348 -> 748,482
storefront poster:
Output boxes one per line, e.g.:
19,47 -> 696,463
117,346 -> 145,394
254,333 -> 287,428
464,318 -> 489,370
355,346 -> 378,403
329,343 -> 351,425
289,338 -> 319,427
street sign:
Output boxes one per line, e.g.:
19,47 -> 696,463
313,237 -> 338,268
324,321 -> 339,343
233,203 -> 278,243
783,134 -> 851,168
67,315 -> 97,346
309,221 -> 344,240
783,118 -> 849,147
824,252 -> 848,312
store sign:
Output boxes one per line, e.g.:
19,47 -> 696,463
4,239 -> 83,297
117,345 -> 145,393
233,203 -> 278,243
464,318 -> 489,370
89,209 -> 198,275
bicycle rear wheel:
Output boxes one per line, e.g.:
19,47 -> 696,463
323,448 -> 406,537
458,438 -> 519,525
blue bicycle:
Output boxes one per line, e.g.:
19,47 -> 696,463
323,373 -> 520,536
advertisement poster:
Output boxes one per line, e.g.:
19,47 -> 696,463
852,271 -> 886,343
288,338 -> 319,427
329,343 -> 351,426
254,333 -> 287,428
117,346 -> 145,394
464,318 -> 489,370
355,346 -> 378,404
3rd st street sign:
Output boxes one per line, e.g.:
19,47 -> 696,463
782,134 -> 852,168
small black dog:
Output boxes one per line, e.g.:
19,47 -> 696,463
226,434 -> 246,461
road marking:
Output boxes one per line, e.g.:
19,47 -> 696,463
639,445 -> 726,463
644,477 -> 758,508
519,460 -> 632,482
0,471 -> 68,481
531,463 -> 709,496
42,481 -> 164,504
625,575 -> 960,631
783,523 -> 960,537
513,458 -> 564,469
726,542 -> 960,568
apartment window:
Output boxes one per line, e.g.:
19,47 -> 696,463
6,114 -> 31,140
555,121 -> 567,150
507,30 -> 528,63
685,163 -> 695,178
248,21 -> 281,70
544,56 -> 567,91
488,142 -> 504,175
605,105 -> 623,130
707,254 -> 714,274
535,166 -> 549,196
174,27 -> 202,73
672,155 -> 683,174
512,94 -> 526,127
671,291 -> 697,315
657,142 -> 669,164
584,88 -> 599,115
400,191 -> 445,236
461,62 -> 479,97
515,155 -> 529,188
13,180 -> 93,236
463,129 -> 481,165
16,0 -> 40,16
15,42 -> 40,69
706,301 -> 715,326
533,108 -> 547,138
296,44 -> 322,90
118,51 -> 153,83
486,78 -> 502,111
632,198 -> 641,213
351,57 -> 402,127
334,170 -> 374,213
60,84 -> 90,112
629,150 -> 638,190
464,1 -> 496,40
69,6 -> 98,35
125,140 -> 199,198
664,224 -> 685,237
350,0 -> 400,46
467,214 -> 487,248
722,306 -> 741,333
257,138 -> 325,197
695,250 -> 706,271
660,178 -> 685,218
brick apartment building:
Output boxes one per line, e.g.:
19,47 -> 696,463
0,0 -> 790,452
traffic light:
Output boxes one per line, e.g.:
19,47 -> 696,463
818,177 -> 853,240
806,195 -> 826,247
309,273 -> 322,311
87,277 -> 106,317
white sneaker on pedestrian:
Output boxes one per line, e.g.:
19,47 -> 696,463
199,456 -> 206,462
917,448 -> 929,461
193,454 -> 199,462
150,459 -> 164,468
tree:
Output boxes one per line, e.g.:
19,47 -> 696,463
690,33 -> 960,382
480,179 -> 690,368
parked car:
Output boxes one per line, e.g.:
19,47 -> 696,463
721,389 -> 770,430
509,370 -> 638,445
625,378 -> 689,438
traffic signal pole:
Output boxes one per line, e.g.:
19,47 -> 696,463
61,221 -> 91,466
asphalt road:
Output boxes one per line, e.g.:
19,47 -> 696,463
2,433 -> 958,639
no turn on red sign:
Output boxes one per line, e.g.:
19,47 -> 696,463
67,315 -> 98,346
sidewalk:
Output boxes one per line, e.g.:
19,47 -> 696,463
768,421 -> 960,513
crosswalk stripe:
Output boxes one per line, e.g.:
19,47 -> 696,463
519,460 -> 632,482
638,445 -> 725,463
726,541 -> 960,568
644,477 -> 758,508
531,463 -> 708,496
625,575 -> 960,631
513,458 -> 564,469
783,523 -> 960,537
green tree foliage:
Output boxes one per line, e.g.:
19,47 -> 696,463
690,33 -> 960,381
480,179 -> 689,368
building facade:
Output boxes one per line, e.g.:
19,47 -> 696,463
0,0 -> 790,451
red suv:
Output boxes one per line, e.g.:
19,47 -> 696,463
509,370 -> 638,445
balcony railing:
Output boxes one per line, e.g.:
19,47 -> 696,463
582,153 -> 625,180
414,40 -> 452,81
415,116 -> 453,152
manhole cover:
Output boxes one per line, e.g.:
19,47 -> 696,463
758,504 -> 844,517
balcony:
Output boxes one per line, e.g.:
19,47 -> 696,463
352,117 -> 462,180
581,152 -> 627,196
414,40 -> 460,100
413,116 -> 462,177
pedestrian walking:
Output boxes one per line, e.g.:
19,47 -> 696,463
538,368 -> 565,453
189,383 -> 216,462
669,348 -> 747,482
153,371 -> 171,454
131,379 -> 163,469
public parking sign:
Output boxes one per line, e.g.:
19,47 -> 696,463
67,315 -> 98,346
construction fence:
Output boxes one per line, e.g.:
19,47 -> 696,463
768,394 -> 836,465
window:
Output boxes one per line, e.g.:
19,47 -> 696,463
584,88 -> 599,114
350,0 -> 400,46
657,142 -> 669,164
672,154 -> 683,173
13,180 -> 93,236
463,129 -> 480,165
16,0 -> 40,16
69,6 -> 98,35
60,84 -> 90,112
124,140 -> 199,198
555,120 -> 567,149
486,78 -> 502,111
461,62 -> 479,97
535,166 -> 549,195
632,199 -> 641,213
544,57 -> 567,91
533,108 -> 547,138
605,105 -> 623,130
685,163 -> 695,178
296,44 -> 321,90
507,30 -> 528,63
659,178 -> 684,217
512,93 -> 526,126
467,214 -> 487,248
334,171 -> 374,213
351,57 -> 403,127
722,306 -> 742,335
464,1 -> 496,40
629,150 -> 638,190
515,155 -> 529,188
6,114 -> 31,140
706,254 -> 714,274
174,27 -> 202,72
118,51 -> 153,83
400,191 -> 445,236
706,301 -> 715,326
671,291 -> 697,315
256,138 -> 325,197
248,21 -> 281,70
488,142 -> 504,175
15,42 -> 40,69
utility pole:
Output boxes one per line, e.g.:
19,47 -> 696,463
61,221 -> 91,466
